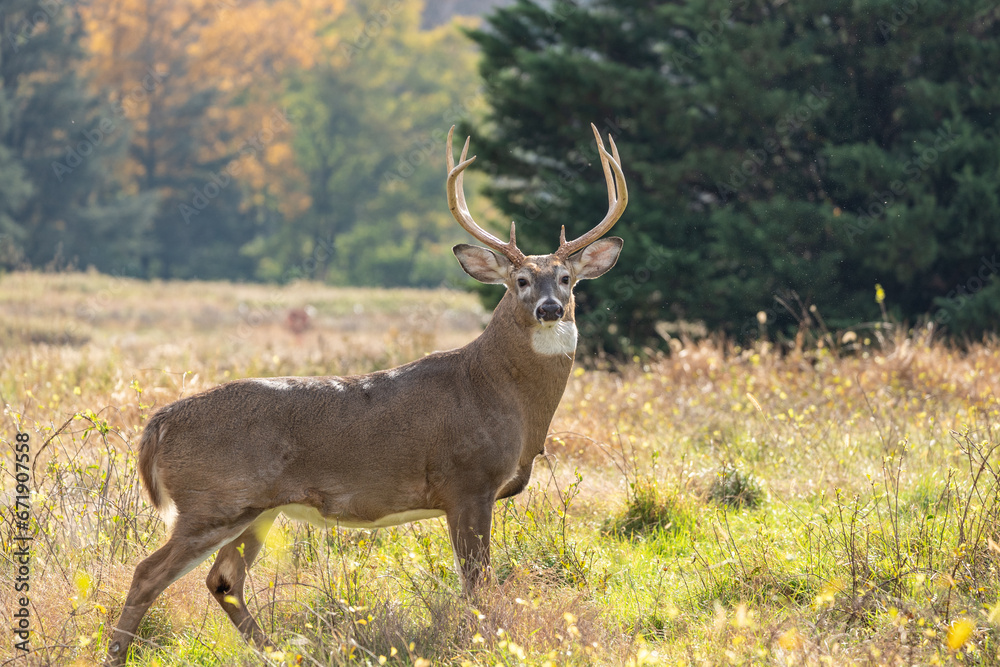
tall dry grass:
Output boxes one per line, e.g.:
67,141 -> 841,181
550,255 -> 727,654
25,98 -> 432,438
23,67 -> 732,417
1,271 -> 998,665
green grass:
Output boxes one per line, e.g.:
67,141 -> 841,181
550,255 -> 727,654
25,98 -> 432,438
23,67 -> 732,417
1,271 -> 999,665
707,463 -> 766,509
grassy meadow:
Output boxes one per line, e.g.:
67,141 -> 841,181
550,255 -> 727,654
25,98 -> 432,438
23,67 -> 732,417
1,271 -> 999,666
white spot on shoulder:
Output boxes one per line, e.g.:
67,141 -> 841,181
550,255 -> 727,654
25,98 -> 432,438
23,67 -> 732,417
255,377 -> 347,392
254,378 -> 294,390
532,321 -> 578,356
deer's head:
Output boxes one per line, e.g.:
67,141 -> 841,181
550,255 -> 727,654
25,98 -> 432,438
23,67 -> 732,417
447,125 -> 627,348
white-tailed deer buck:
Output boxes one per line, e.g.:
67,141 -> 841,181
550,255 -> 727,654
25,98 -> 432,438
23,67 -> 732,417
105,124 -> 627,665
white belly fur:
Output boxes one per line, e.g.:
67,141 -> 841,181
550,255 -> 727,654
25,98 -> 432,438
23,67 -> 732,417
277,503 -> 445,529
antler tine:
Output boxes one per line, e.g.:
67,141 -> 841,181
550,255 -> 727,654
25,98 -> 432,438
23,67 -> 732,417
607,133 -> 622,199
593,124 -> 616,208
555,123 -> 629,258
446,126 -> 526,265
455,135 -> 471,213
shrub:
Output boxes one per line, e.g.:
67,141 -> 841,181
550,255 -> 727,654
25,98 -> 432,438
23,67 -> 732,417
708,463 -> 765,509
604,479 -> 694,539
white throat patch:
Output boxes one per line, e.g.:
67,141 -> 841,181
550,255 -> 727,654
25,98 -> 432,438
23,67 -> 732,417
532,321 -> 578,356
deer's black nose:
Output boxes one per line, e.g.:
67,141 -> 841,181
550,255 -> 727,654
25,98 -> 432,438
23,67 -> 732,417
536,301 -> 564,322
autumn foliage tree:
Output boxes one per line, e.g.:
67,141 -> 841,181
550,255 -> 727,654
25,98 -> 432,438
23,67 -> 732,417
57,0 -> 485,285
247,0 -> 487,286
79,0 -> 346,278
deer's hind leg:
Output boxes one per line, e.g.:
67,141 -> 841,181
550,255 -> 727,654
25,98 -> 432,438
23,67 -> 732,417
206,511 -> 277,648
105,521 -> 248,666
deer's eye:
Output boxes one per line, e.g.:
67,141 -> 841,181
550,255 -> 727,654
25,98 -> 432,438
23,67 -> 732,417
517,278 -> 529,288
561,275 -> 570,285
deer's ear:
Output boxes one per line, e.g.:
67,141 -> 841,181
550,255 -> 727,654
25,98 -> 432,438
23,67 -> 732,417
570,237 -> 623,280
453,244 -> 511,284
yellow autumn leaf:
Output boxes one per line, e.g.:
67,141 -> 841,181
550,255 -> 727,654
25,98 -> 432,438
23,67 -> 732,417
777,628 -> 803,650
946,618 -> 974,650
74,571 -> 94,599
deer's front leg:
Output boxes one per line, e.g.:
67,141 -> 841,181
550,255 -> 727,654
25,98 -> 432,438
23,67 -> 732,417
446,494 -> 494,591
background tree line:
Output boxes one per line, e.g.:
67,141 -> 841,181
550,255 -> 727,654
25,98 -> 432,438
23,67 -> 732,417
1,0 -> 488,287
2,0 -> 998,352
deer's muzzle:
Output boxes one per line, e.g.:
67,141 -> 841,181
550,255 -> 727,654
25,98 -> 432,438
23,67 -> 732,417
536,301 -> 564,322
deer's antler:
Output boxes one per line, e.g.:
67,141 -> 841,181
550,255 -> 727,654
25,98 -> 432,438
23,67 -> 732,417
446,126 -> 526,266
554,123 -> 628,259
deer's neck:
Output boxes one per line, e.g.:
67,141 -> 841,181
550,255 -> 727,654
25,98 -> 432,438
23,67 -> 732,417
467,291 -> 575,409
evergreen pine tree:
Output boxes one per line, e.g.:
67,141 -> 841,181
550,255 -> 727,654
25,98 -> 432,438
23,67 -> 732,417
0,77 -> 32,265
0,0 -> 154,273
468,0 -> 1000,351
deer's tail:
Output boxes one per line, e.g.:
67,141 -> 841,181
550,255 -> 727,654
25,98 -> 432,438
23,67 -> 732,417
138,409 -> 178,529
